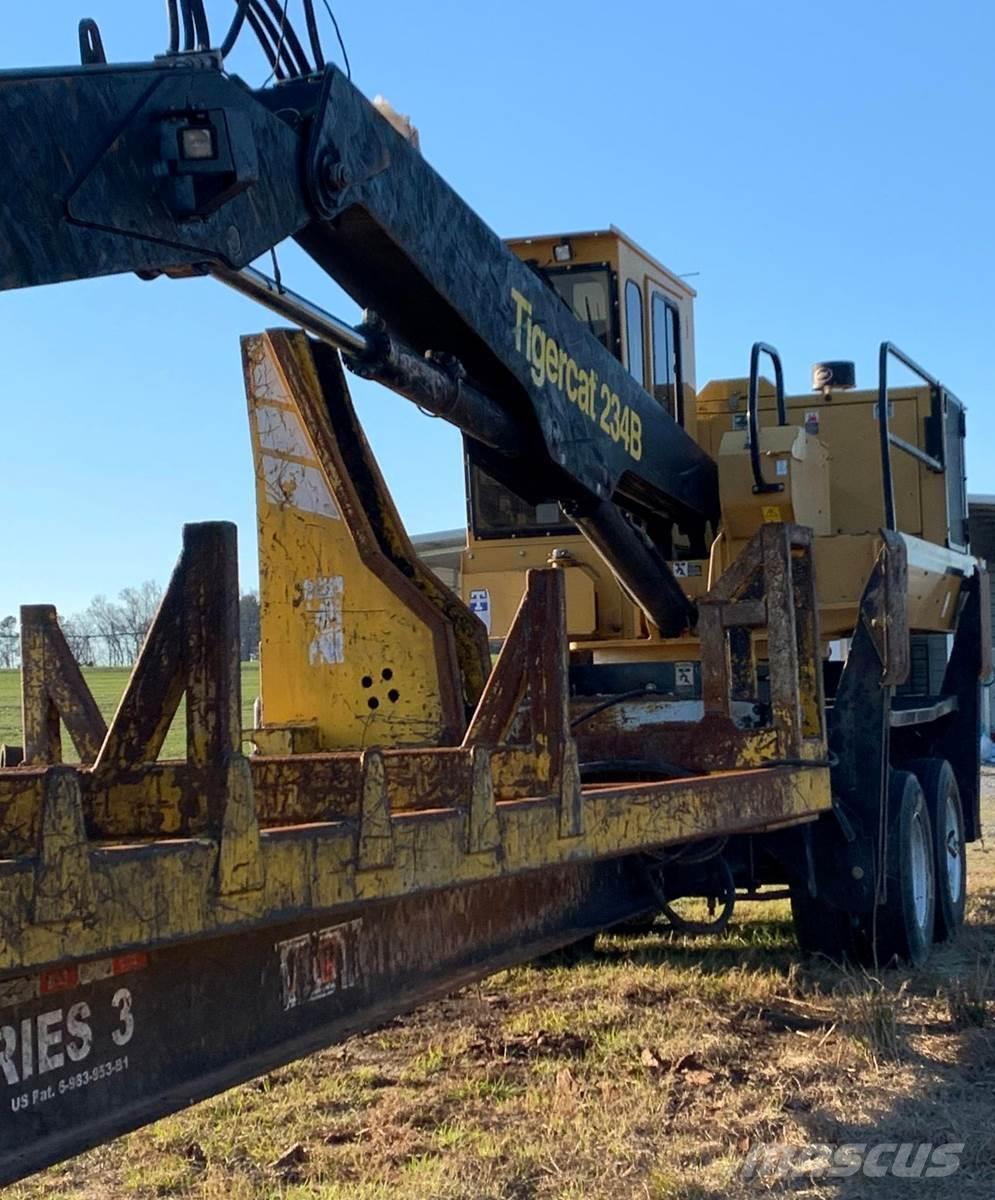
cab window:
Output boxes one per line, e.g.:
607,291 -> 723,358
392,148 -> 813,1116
468,461 -> 573,539
624,280 -> 644,383
651,292 -> 683,423
544,267 -> 613,352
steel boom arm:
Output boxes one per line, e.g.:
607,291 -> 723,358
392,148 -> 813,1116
0,54 -> 717,631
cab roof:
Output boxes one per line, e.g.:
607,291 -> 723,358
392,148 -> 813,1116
505,225 -> 696,299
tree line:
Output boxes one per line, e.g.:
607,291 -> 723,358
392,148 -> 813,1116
0,587 -> 261,669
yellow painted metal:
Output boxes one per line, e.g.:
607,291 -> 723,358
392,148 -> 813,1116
0,760 -> 830,976
898,533 -> 973,632
467,367 -> 968,655
0,521 -> 837,978
581,634 -> 702,664
467,221 -> 970,662
718,425 -> 831,541
463,551 -> 606,640
464,228 -> 710,647
245,331 -> 469,749
810,532 -> 970,638
696,380 -> 949,544
505,228 -> 698,385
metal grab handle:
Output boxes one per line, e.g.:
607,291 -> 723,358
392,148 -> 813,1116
747,341 -> 787,495
877,341 -> 945,531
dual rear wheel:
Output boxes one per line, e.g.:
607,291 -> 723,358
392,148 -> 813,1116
904,757 -> 967,943
791,758 -> 966,967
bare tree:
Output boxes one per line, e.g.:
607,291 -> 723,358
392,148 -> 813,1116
0,615 -> 18,669
84,594 -> 127,667
118,580 -> 163,662
60,613 -> 96,667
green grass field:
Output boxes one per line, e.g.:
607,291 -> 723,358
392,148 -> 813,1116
0,664 -> 260,759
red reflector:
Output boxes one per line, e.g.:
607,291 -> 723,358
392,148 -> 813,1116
40,966 -> 79,995
112,953 -> 148,976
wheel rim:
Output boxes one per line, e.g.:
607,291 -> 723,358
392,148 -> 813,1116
910,810 -> 932,931
943,790 -> 964,904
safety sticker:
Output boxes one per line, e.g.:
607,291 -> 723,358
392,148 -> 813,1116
277,920 -> 361,1011
674,662 -> 695,690
468,588 -> 491,633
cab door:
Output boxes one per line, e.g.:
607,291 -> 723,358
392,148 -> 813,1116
649,287 -> 685,426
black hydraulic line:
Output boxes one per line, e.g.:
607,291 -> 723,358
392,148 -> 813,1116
579,759 -> 702,782
166,0 -> 180,53
221,0 -> 251,57
245,3 -> 288,79
667,838 -> 729,866
302,0 -> 326,69
571,687 -> 658,730
189,0 -> 211,50
563,498 -> 696,636
179,0 -> 195,51
661,858 -> 736,935
256,0 -> 312,75
221,0 -> 252,57
249,0 -> 301,78
319,0 -> 351,78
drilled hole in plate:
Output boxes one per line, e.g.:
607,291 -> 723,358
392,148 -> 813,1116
361,675 -> 373,688
387,689 -> 400,703
381,667 -> 393,681
367,697 -> 380,710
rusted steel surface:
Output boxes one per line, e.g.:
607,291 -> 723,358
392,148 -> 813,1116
788,534 -> 826,741
697,523 -> 825,761
247,332 -> 476,750
762,527 -> 805,751
309,339 -> 491,711
463,568 -> 571,786
91,523 -> 245,836
0,743 -> 596,845
0,521 -> 832,979
0,761 -> 828,977
0,860 -> 644,1187
573,713 -> 781,774
20,607 -> 107,765
863,530 -> 910,686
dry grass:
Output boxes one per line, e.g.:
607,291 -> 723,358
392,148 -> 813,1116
10,775 -> 995,1199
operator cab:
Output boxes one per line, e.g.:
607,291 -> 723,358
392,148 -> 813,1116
463,228 -> 698,640
466,229 -> 696,541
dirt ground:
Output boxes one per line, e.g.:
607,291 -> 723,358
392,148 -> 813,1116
11,774 -> 995,1200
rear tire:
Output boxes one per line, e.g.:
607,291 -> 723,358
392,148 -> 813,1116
790,888 -> 857,962
904,758 -> 966,942
871,770 -> 936,968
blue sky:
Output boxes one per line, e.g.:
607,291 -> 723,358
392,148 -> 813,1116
2,0 -> 993,620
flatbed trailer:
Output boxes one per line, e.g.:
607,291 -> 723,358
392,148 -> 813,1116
0,340 -> 830,1182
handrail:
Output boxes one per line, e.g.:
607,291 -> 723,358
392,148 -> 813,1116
747,341 -> 787,495
877,342 -> 945,531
